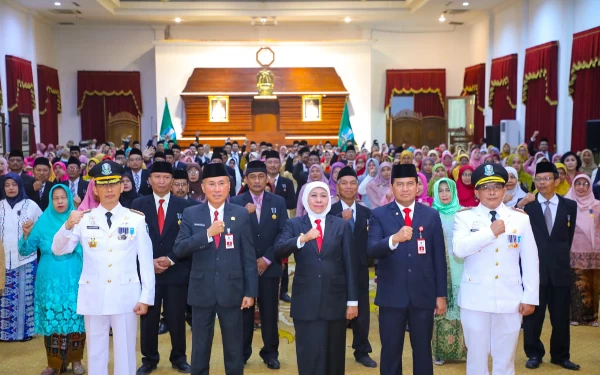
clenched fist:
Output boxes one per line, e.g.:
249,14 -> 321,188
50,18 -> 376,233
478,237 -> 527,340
66,210 -> 85,230
245,203 -> 256,214
342,208 -> 353,221
207,220 -> 225,238
392,226 -> 413,244
300,228 -> 321,244
490,219 -> 505,237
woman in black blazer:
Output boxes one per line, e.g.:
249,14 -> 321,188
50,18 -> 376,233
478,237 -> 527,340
275,181 -> 358,375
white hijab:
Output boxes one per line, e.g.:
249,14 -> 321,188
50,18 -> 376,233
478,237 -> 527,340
301,181 -> 332,219
505,166 -> 526,207
227,156 -> 242,194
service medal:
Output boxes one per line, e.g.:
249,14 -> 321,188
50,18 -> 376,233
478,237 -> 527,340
89,238 -> 97,248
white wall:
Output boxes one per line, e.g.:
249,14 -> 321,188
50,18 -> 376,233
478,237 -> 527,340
154,40 -> 373,144
0,1 -> 57,148
486,0 -> 600,152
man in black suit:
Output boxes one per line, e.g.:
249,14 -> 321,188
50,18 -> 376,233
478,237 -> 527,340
527,130 -> 555,162
230,160 -> 288,369
209,149 -> 237,198
171,145 -> 188,171
292,147 -> 311,198
264,150 -> 296,303
522,161 -> 580,371
24,157 -> 55,211
367,164 -> 447,375
133,162 -> 194,375
127,148 -> 152,196
58,157 -> 89,208
329,166 -> 376,368
174,163 -> 257,375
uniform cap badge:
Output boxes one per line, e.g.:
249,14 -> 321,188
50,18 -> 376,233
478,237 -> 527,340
484,164 -> 494,176
101,163 -> 112,176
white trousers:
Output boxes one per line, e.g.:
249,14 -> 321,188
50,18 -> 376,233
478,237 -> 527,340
460,308 -> 522,375
84,312 -> 138,375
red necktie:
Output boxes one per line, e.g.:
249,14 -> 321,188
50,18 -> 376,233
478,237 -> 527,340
158,199 -> 165,234
213,211 -> 221,249
315,219 -> 323,253
403,208 -> 412,227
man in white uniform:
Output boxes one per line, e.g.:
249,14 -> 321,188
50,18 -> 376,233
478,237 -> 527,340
52,160 -> 155,375
453,163 -> 539,375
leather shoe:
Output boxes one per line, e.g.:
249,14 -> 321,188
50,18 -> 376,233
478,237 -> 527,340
158,320 -> 168,335
280,293 -> 291,303
525,357 -> 541,369
263,358 -> 281,369
172,362 -> 192,373
136,364 -> 157,375
551,359 -> 580,370
356,356 -> 377,368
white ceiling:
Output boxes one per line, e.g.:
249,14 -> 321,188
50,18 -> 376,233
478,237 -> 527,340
15,0 -> 509,31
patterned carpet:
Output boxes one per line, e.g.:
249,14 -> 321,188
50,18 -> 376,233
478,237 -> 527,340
3,269 -> 600,375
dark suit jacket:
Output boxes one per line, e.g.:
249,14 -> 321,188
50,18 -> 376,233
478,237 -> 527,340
25,180 -> 56,211
275,215 -> 358,321
527,139 -> 554,161
131,194 -> 195,285
330,201 -> 371,291
58,178 -> 89,201
367,202 -> 447,309
174,202 -> 258,307
292,163 -> 308,198
125,169 -> 152,196
230,191 -> 288,278
274,176 -> 296,210
173,161 -> 188,171
523,194 -> 577,287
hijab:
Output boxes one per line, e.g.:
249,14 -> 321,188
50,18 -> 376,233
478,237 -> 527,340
416,172 -> 433,206
580,149 -> 597,177
301,181 -> 332,220
504,167 -> 527,207
227,156 -> 242,195
187,163 -> 205,202
328,162 -> 346,197
500,143 -> 512,160
441,150 -> 454,172
554,162 -> 571,196
506,154 -> 533,191
35,185 -> 82,248
296,164 -> 329,216
78,179 -> 100,211
428,163 -> 448,197
469,148 -> 483,169
432,178 -> 462,215
354,154 -> 367,176
53,161 -> 69,182
516,143 -> 529,161
366,162 -> 392,209
456,165 -> 477,207
421,157 -> 435,182
119,172 -> 141,208
3,172 -> 27,209
565,174 -> 600,248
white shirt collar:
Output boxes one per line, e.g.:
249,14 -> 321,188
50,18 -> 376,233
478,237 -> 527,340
341,200 -> 357,212
395,200 -> 416,214
208,202 -> 225,220
154,192 -> 171,206
538,193 -> 559,205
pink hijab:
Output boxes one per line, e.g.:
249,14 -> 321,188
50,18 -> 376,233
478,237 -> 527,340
53,161 -> 69,182
565,174 -> 600,248
77,180 -> 100,211
416,172 -> 433,206
366,162 -> 392,209
469,148 -> 483,169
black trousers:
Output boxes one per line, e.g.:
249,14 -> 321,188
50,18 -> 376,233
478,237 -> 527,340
379,306 -> 434,375
280,263 -> 289,295
294,319 -> 346,375
141,284 -> 188,366
191,305 -> 243,375
350,288 -> 372,359
523,284 -> 571,361
242,276 -> 280,361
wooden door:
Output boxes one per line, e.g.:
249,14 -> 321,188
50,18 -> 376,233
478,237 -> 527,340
248,100 -> 284,146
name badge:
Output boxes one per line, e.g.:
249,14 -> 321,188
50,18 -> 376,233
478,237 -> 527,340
417,238 -> 426,254
225,231 -> 234,249
87,226 -> 100,230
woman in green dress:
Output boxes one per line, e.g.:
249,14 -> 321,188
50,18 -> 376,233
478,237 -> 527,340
19,185 -> 86,375
431,177 -> 467,365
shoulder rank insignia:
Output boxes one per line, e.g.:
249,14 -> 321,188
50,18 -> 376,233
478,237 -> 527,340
129,208 -> 145,216
81,209 -> 92,214
457,207 -> 472,212
511,207 -> 528,215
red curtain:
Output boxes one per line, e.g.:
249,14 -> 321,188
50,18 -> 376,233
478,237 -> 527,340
6,55 -> 36,151
489,54 -> 518,125
570,26 -> 600,151
522,41 -> 558,151
462,63 -> 486,143
385,69 -> 446,117
77,71 -> 142,142
37,65 -> 61,146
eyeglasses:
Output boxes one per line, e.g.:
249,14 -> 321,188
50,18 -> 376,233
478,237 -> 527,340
188,170 -> 200,175
129,157 -> 142,162
173,182 -> 188,188
574,181 -> 590,187
67,166 -> 80,171
534,176 -> 555,183
478,184 -> 504,191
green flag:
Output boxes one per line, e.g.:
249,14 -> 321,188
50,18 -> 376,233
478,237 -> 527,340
160,98 -> 177,143
338,100 -> 355,150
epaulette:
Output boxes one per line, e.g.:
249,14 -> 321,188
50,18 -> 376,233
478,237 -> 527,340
457,207 -> 472,212
81,209 -> 91,214
511,207 -> 528,215
130,208 -> 145,216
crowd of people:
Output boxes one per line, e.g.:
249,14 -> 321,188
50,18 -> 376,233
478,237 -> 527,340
0,129 -> 599,375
